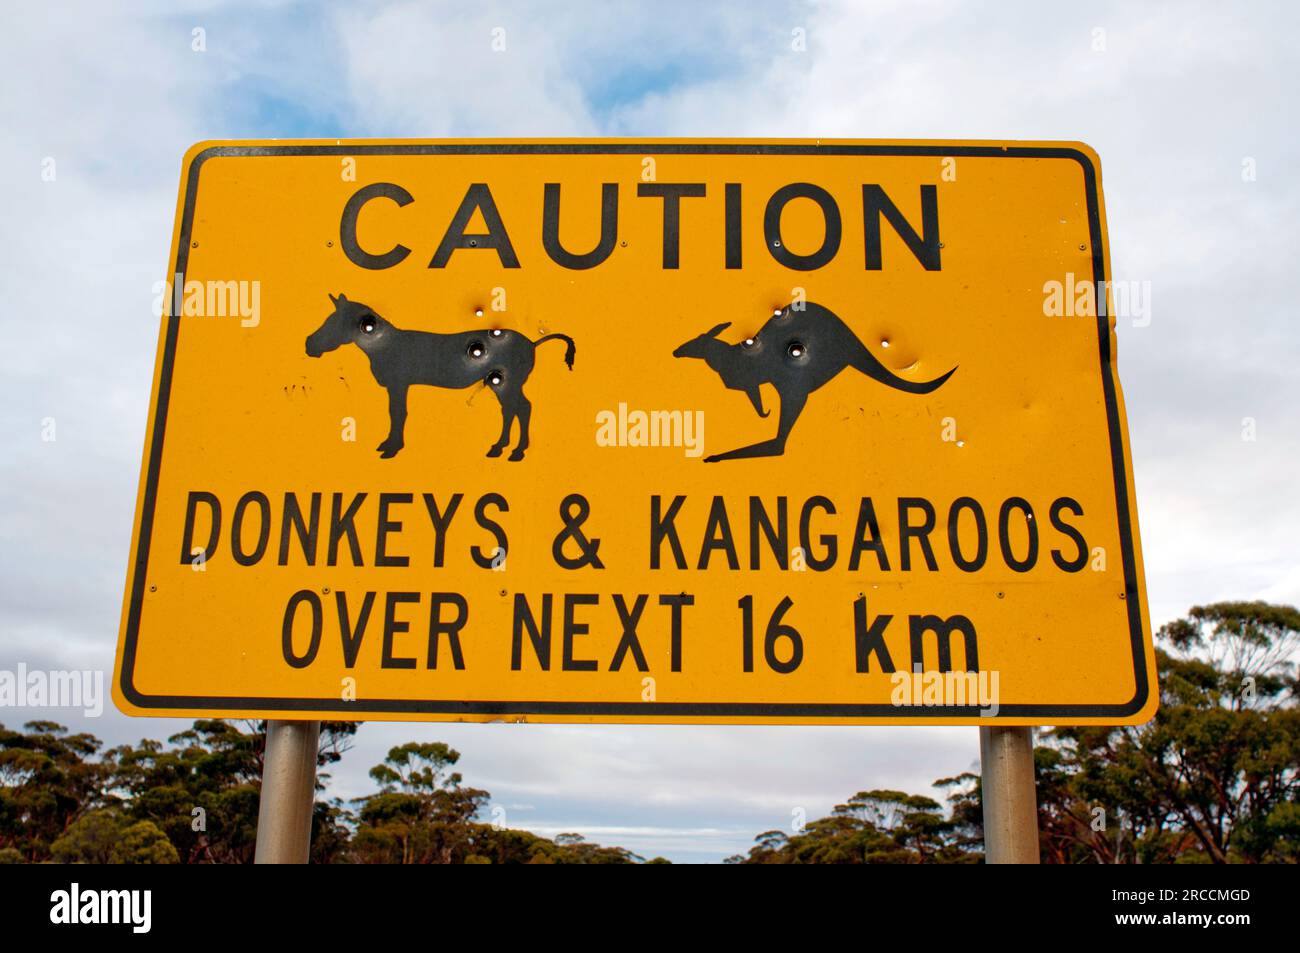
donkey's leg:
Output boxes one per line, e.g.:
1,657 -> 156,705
508,390 -> 532,462
377,385 -> 409,458
486,385 -> 515,458
704,391 -> 807,463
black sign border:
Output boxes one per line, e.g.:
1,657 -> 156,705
119,142 -> 1149,720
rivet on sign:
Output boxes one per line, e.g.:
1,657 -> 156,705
938,242 -> 945,249
322,587 -> 331,595
1119,592 -> 1127,600
996,591 -> 1004,599
1079,244 -> 1087,251
469,239 -> 478,247
490,328 -> 503,337
326,241 -> 333,247
191,241 -> 198,248
620,240 -> 627,247
787,341 -> 805,358
149,584 -> 157,592
772,240 -> 782,248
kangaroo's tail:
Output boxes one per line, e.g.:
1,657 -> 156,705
535,333 -> 576,370
850,340 -> 955,394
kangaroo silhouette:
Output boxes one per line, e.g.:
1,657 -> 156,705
305,293 -> 575,460
672,301 -> 955,462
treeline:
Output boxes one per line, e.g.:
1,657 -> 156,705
2,602 -> 1296,864
0,721 -> 659,864
729,602 -> 1300,863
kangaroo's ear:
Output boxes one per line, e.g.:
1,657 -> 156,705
706,321 -> 731,337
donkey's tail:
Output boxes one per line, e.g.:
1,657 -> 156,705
850,339 -> 955,394
535,333 -> 576,370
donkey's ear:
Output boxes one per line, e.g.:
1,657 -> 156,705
338,293 -> 348,302
706,321 -> 731,337
328,293 -> 338,305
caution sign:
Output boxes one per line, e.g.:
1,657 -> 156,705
113,139 -> 1155,725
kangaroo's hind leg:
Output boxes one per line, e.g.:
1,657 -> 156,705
704,390 -> 807,463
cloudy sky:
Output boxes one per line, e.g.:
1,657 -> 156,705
2,0 -> 1297,862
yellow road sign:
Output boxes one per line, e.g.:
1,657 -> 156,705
113,139 -> 1155,725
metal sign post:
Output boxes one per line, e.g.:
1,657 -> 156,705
254,720 -> 320,864
979,725 -> 1040,863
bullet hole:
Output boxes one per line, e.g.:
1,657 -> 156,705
359,316 -> 376,334
475,308 -> 484,317
743,338 -> 756,348
467,341 -> 485,359
881,339 -> 891,348
956,440 -> 966,448
787,341 -> 806,359
490,328 -> 503,338
487,370 -> 504,386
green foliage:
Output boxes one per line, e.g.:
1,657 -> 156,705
1037,601 -> 1299,863
0,721 -> 106,862
50,810 -> 179,864
729,784 -> 982,864
0,717 -> 649,863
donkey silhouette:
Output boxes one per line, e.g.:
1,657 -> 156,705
305,293 -> 575,460
672,301 -> 955,462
